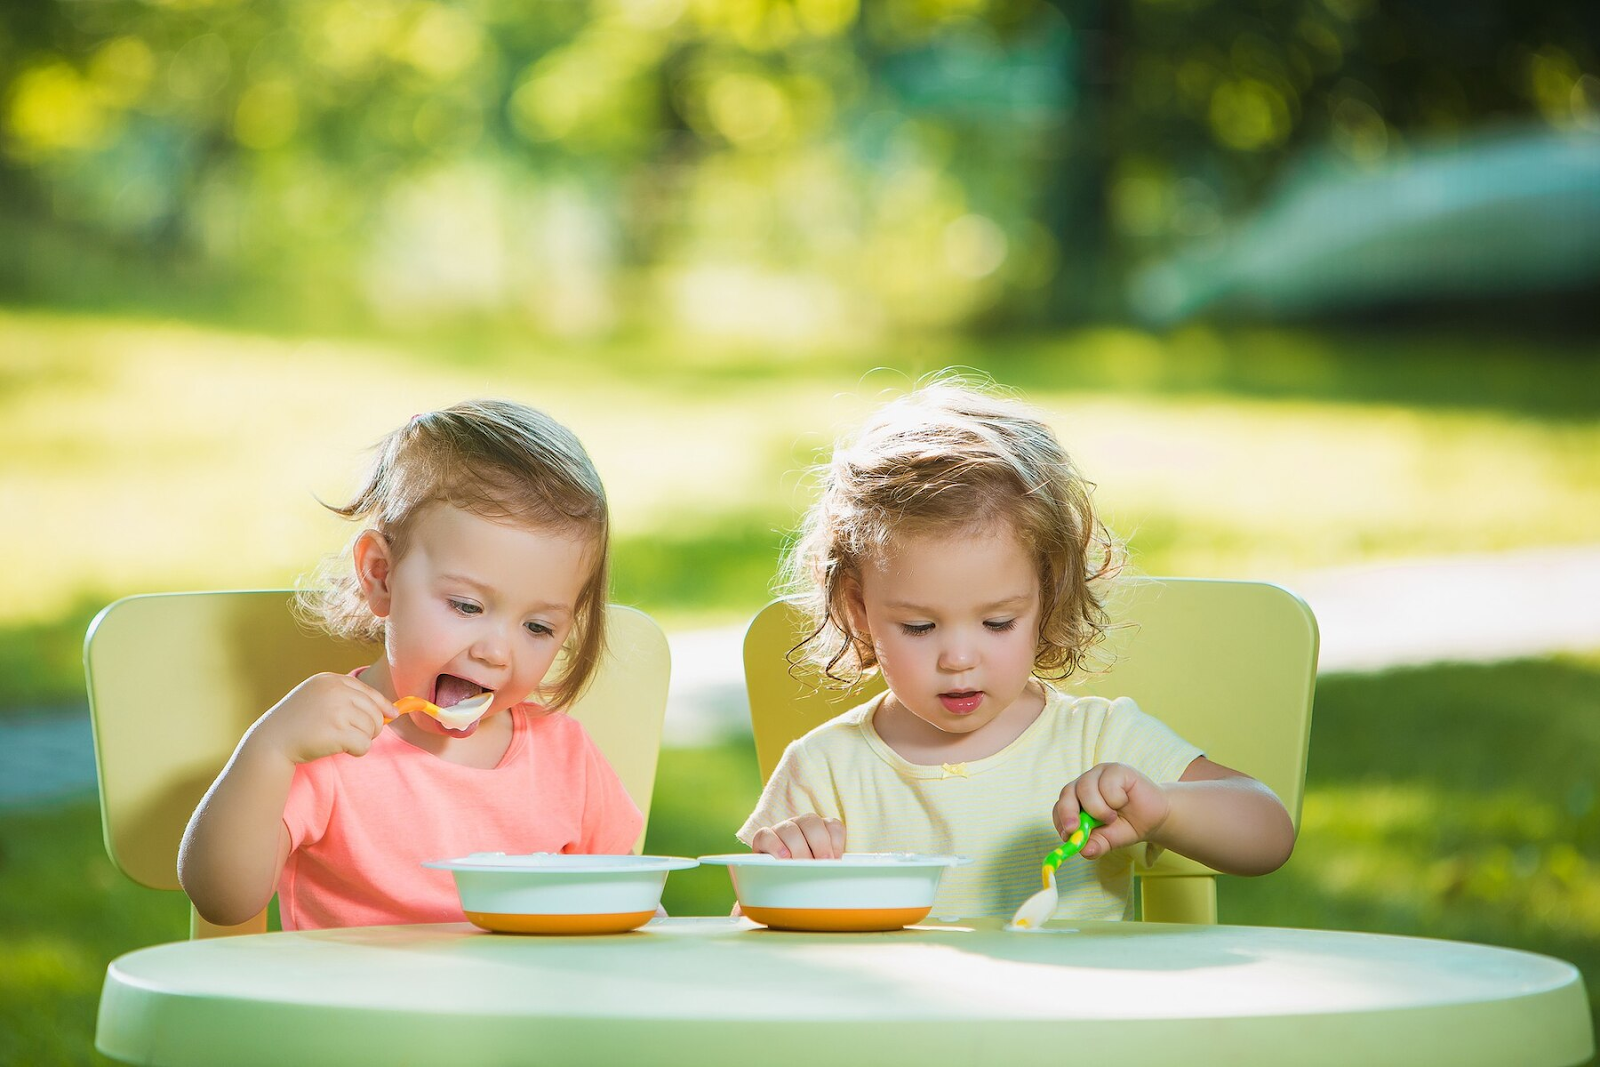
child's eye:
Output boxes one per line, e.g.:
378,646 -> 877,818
525,621 -> 555,638
985,619 -> 1017,632
449,599 -> 482,616
900,622 -> 935,636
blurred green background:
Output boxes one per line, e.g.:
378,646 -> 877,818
2,0 -> 1598,1063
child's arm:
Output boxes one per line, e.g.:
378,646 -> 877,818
1052,758 -> 1295,876
177,673 -> 393,926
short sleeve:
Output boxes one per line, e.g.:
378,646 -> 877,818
1092,696 -> 1205,787
282,758 -> 338,851
576,738 -> 645,854
736,741 -> 835,845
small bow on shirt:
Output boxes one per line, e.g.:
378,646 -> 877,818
940,762 -> 969,779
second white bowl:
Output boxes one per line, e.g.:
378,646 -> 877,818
699,852 -> 966,932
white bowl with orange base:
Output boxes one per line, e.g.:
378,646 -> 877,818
424,853 -> 698,934
699,853 -> 968,932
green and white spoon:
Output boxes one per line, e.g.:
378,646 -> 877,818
1006,810 -> 1102,931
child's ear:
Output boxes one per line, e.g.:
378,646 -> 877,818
353,530 -> 395,618
841,576 -> 870,638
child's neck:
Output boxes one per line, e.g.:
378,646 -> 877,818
873,681 -> 1047,766
389,711 -> 515,769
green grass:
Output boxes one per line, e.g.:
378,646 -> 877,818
1223,654 -> 1600,1061
4,656 -> 1597,1066
645,740 -> 765,917
0,801 -> 184,1066
2,307 -> 1597,712
2,304 -> 1596,1057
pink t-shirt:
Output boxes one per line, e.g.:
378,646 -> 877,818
278,705 -> 643,930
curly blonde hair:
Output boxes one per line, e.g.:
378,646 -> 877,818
295,399 -> 610,711
783,377 -> 1122,685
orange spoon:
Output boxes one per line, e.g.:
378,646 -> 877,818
387,692 -> 494,730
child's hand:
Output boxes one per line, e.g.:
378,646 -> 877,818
1053,762 -> 1170,860
247,673 -> 394,766
749,813 -> 847,859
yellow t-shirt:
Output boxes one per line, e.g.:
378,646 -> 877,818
737,684 -> 1204,920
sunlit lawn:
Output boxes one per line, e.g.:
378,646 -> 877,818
3,308 -> 1598,708
2,306 -> 1596,1061
2,656 -> 1597,1066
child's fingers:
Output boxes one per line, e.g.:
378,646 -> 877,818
1094,764 -> 1135,810
794,814 -> 842,859
336,701 -> 385,740
1081,820 -> 1141,859
1073,764 -> 1119,825
339,726 -> 376,757
750,825 -> 794,859
358,689 -> 394,731
748,827 -> 780,857
775,820 -> 818,858
1074,765 -> 1162,858
327,677 -> 392,733
826,817 -> 846,857
1051,787 -> 1082,839
359,697 -> 392,735
1075,763 -> 1134,826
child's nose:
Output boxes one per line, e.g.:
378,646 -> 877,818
939,640 -> 978,672
470,626 -> 511,667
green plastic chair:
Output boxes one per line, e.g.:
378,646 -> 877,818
83,590 -> 671,938
742,578 -> 1318,923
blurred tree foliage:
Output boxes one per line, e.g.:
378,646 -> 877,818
0,0 -> 1595,335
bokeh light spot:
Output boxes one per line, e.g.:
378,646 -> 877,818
396,3 -> 484,81
88,37 -> 156,110
5,61 -> 109,158
1208,77 -> 1291,151
707,71 -> 791,147
234,80 -> 299,150
943,213 -> 1007,278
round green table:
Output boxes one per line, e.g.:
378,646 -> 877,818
97,917 -> 1593,1067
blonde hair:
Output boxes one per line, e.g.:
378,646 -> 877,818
784,377 -> 1122,685
296,399 -> 610,710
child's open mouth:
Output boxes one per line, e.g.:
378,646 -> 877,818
420,675 -> 496,733
433,673 -> 489,709
939,691 -> 983,715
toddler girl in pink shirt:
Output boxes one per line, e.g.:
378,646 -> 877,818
179,399 -> 641,929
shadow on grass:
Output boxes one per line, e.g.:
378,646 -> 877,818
0,595 -> 113,713
397,321 -> 1600,424
989,325 -> 1600,424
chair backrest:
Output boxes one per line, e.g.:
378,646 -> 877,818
84,590 -> 671,937
742,578 -> 1317,923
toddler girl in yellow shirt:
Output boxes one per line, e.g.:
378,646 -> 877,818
739,379 -> 1295,920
